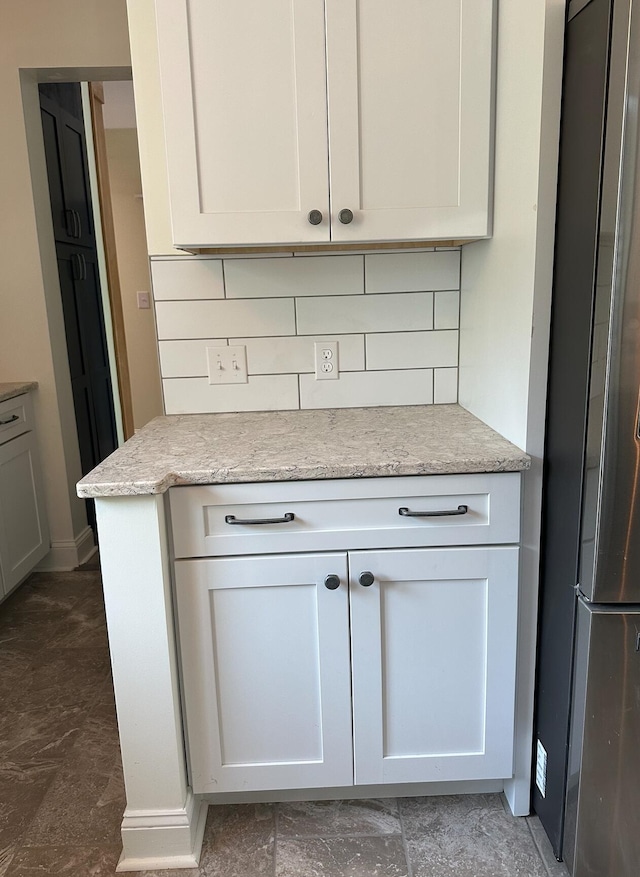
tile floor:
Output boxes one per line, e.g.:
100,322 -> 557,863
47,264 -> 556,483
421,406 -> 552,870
0,565 -> 569,877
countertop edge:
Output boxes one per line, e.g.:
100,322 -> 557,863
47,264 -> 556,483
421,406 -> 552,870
78,456 -> 531,499
0,381 -> 38,403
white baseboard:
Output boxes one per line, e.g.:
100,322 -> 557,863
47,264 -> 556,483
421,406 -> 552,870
35,526 -> 96,571
117,792 -> 208,872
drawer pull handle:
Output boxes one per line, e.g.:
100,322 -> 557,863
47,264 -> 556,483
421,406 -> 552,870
359,571 -> 375,587
398,504 -> 469,518
224,512 -> 295,525
324,574 -> 341,590
0,414 -> 20,426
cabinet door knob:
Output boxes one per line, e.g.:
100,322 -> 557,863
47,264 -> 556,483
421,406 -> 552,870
359,571 -> 375,587
324,574 -> 341,590
339,208 -> 354,224
308,209 -> 323,225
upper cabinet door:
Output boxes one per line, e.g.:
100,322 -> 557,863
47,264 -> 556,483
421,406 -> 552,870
325,0 -> 495,243
155,0 -> 331,247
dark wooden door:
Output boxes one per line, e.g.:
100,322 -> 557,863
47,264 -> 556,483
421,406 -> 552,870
39,84 -> 118,528
40,92 -> 96,249
56,245 -> 118,474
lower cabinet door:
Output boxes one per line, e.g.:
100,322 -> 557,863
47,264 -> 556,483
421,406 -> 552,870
175,552 -> 353,794
349,546 -> 519,785
0,432 -> 49,597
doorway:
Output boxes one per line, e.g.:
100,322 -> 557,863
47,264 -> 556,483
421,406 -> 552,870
39,83 -> 119,528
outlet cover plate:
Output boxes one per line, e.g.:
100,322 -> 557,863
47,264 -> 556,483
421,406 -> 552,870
207,345 -> 248,384
314,341 -> 339,380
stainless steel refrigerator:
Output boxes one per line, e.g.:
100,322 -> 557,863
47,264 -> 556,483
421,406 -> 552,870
534,0 -> 640,874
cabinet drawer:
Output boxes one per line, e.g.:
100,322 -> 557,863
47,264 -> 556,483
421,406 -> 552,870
170,473 -> 521,558
0,394 -> 33,446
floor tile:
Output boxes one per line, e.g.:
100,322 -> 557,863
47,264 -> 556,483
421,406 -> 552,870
0,844 -> 17,877
195,804 -> 276,877
0,573 -> 97,627
0,610 -> 68,655
0,569 -> 556,877
46,593 -> 108,649
278,798 -> 401,837
5,648 -> 110,711
527,816 -> 569,876
0,764 -> 58,850
0,647 -> 33,700
276,836 -> 409,877
23,763 -> 125,847
0,703 -> 86,764
62,702 -> 121,775
5,845 -> 121,876
401,795 -> 547,877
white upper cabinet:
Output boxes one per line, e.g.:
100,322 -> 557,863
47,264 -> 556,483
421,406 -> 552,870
326,0 -> 495,243
155,0 -> 330,247
155,0 -> 495,248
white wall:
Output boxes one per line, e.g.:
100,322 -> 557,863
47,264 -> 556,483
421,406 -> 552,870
0,2 -> 131,567
103,80 -> 138,129
459,0 -> 564,451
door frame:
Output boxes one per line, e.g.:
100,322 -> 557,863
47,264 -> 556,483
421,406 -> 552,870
84,81 -> 134,441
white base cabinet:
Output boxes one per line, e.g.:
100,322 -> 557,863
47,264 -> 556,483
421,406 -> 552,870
92,472 -> 523,871
171,474 -> 520,797
176,545 -> 518,796
350,547 -> 519,786
0,394 -> 49,599
175,553 -> 353,793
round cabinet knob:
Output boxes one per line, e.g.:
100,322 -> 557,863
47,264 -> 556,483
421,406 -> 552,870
308,209 -> 323,226
324,574 -> 341,590
339,208 -> 354,224
359,571 -> 375,587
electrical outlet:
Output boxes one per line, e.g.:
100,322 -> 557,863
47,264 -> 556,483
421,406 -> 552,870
207,345 -> 248,384
314,341 -> 339,380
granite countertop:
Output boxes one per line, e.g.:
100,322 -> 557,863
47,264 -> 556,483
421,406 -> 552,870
0,382 -> 38,403
77,404 -> 530,499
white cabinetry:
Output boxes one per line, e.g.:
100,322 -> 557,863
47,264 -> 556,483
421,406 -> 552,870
175,553 -> 353,793
171,473 -> 520,795
0,394 -> 49,599
155,0 -> 496,248
349,547 -> 518,785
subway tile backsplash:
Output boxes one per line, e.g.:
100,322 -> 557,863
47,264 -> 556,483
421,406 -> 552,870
150,250 -> 460,414
224,255 -> 364,298
152,258 -> 225,300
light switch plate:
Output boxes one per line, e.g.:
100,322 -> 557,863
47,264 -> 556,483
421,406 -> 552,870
207,345 -> 248,384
